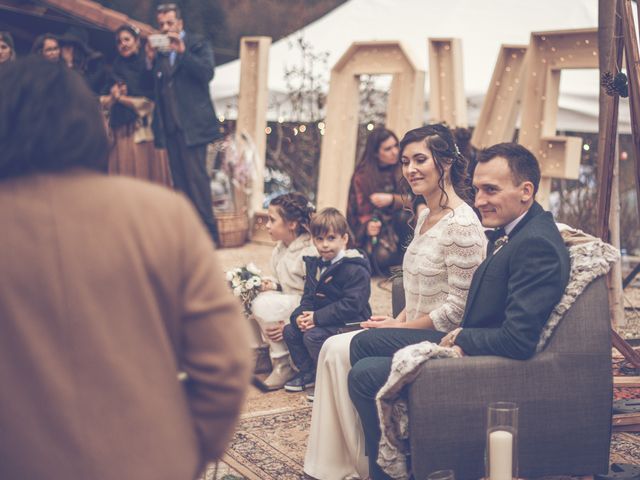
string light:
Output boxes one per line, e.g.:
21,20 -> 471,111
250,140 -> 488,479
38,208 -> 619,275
367,123 -> 374,131
265,126 -> 272,134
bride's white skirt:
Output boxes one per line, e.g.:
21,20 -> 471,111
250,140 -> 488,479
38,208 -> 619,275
304,330 -> 369,480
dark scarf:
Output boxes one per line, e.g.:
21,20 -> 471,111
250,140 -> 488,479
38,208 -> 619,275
109,51 -> 153,130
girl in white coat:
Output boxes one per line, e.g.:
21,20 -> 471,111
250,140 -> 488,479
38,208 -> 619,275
252,192 -> 317,390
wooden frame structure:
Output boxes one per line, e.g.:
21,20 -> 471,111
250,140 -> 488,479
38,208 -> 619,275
428,38 -> 467,127
236,36 -> 271,216
316,41 -> 424,212
472,45 -> 528,148
518,28 -> 599,206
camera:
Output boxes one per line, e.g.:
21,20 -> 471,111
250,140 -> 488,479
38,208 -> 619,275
148,34 -> 171,52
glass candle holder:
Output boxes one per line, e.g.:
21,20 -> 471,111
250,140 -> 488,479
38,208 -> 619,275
485,401 -> 518,480
426,469 -> 455,480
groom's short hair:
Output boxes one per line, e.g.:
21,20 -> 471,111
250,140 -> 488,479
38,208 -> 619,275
476,143 -> 541,195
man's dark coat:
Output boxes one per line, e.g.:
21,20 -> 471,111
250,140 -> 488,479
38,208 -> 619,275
455,202 -> 570,359
290,250 -> 372,329
151,32 -> 220,148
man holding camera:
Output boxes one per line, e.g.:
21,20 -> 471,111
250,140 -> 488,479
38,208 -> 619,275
147,3 -> 220,244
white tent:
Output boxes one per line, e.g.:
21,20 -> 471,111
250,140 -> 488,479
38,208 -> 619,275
210,0 -> 631,133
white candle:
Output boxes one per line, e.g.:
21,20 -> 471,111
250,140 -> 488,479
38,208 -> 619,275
489,430 -> 513,480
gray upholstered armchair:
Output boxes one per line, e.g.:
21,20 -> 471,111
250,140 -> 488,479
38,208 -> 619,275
391,275 -> 612,479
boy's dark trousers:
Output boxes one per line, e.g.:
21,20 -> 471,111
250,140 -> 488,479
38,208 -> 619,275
283,323 -> 342,373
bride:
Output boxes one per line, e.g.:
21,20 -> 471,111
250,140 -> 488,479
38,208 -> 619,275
303,124 -> 486,479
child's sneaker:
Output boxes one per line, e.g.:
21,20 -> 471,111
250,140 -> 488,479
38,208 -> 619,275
284,371 -> 316,392
306,388 -> 315,402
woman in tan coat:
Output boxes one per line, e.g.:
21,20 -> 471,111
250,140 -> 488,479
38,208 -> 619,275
251,192 -> 317,390
0,57 -> 251,480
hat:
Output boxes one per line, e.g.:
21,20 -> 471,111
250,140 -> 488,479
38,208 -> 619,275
58,26 -> 93,55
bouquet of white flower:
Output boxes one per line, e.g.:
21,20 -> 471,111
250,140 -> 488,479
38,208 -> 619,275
226,263 -> 263,315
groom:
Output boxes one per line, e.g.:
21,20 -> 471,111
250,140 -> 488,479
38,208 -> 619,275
348,142 -> 570,480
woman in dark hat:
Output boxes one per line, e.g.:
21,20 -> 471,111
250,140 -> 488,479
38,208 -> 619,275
31,33 -> 61,63
100,24 -> 172,186
0,32 -> 16,64
58,26 -> 106,93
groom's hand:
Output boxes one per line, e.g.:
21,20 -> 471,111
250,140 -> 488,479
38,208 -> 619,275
440,327 -> 462,348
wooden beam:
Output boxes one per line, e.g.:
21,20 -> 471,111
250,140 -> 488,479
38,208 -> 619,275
612,329 -> 640,368
39,0 -> 156,36
236,36 -> 271,216
428,38 -> 467,127
612,412 -> 640,431
620,0 -> 640,220
0,0 -> 47,15
518,28 -> 598,207
472,44 -> 527,148
596,0 -> 624,242
613,376 -> 640,388
317,41 -> 424,212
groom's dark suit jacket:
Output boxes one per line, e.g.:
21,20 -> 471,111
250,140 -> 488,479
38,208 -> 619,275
455,202 -> 570,360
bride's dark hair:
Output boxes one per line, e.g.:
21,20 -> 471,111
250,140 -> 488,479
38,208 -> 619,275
398,123 -> 474,209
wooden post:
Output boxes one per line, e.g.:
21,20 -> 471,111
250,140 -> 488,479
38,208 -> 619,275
386,70 -> 426,138
620,0 -> 640,219
236,36 -> 271,215
597,0 -> 625,329
610,0 -> 640,366
610,141 -> 625,327
428,38 -> 467,127
472,44 -> 528,148
596,0 -> 623,242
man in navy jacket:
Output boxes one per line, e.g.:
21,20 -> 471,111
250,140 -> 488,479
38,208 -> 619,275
148,4 -> 220,243
349,143 -> 570,479
283,208 -> 372,392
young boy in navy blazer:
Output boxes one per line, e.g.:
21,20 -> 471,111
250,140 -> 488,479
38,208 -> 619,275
283,208 -> 372,392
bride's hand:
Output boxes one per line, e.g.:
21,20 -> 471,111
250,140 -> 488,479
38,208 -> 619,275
360,315 -> 398,329
260,279 -> 277,292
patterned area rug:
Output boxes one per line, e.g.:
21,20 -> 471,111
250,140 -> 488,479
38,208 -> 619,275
205,364 -> 640,480
203,386 -> 640,480
222,404 -> 311,479
611,432 -> 640,465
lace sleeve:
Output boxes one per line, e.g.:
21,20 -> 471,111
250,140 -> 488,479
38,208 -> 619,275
429,216 -> 485,332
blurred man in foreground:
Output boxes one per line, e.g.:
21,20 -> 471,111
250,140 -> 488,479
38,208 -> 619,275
0,57 -> 251,480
